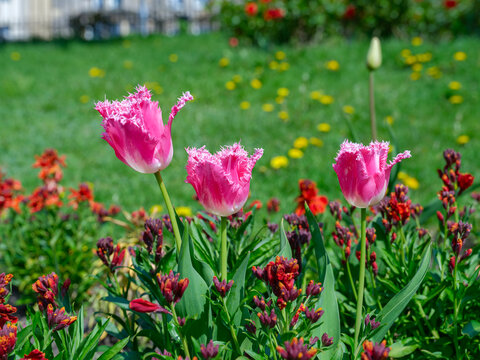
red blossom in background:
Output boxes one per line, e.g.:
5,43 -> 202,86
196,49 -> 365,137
0,304 -> 17,329
444,0 -> 457,9
343,4 -> 356,20
245,2 -> 258,16
0,274 -> 13,304
0,171 -> 22,214
295,179 -> 328,216
20,349 -> 48,360
68,183 -> 93,209
264,8 -> 285,21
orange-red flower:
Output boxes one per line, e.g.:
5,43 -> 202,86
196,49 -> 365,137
295,179 -> 328,216
245,2 -> 258,16
20,349 -> 48,360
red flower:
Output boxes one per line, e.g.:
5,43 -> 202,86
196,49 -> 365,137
46,305 -> 77,331
129,298 -> 170,314
343,4 -> 356,19
157,270 -> 189,304
32,273 -> 59,311
361,340 -> 390,360
295,179 -> 328,216
458,173 -> 474,194
0,323 -> 17,359
229,37 -> 238,47
249,199 -> 263,210
245,2 -> 258,16
68,183 -> 94,209
0,274 -> 13,304
444,0 -> 457,9
277,337 -> 317,359
0,304 -> 17,329
20,349 -> 48,360
264,8 -> 285,21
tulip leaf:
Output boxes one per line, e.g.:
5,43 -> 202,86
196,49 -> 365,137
278,218 -> 292,258
305,204 -> 341,359
96,337 -> 130,360
462,320 -> 480,338
371,244 -> 432,343
227,253 -> 250,326
176,223 -> 209,319
388,338 -> 419,358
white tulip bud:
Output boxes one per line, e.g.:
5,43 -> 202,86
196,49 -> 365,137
367,37 -> 382,71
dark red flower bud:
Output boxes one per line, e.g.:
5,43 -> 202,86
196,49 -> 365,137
258,309 -> 277,328
20,349 -> 48,360
246,320 -> 256,334
277,337 -> 317,359
306,280 -> 323,297
200,340 -> 219,360
129,298 -> 170,314
212,276 -> 234,298
305,306 -> 324,324
46,304 -> 77,331
157,270 -> 189,304
321,333 -> 334,347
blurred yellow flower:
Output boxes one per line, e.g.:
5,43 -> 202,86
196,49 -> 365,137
427,66 -> 442,78
310,137 -> 324,147
176,206 -> 192,217
270,156 -> 289,169
320,95 -> 334,105
293,137 -> 308,149
412,63 -> 422,72
123,60 -> 133,69
400,49 -> 411,58
317,123 -> 331,132
411,37 -> 423,46
10,52 -> 21,61
232,74 -> 242,83
277,87 -> 289,97
453,51 -> 467,61
240,101 -> 251,110
275,51 -> 286,60
251,78 -> 262,89
269,61 -> 279,70
404,176 -> 419,190
385,116 -> 394,125
262,103 -> 274,112
326,60 -> 340,71
288,148 -> 304,159
457,135 -> 470,145
278,110 -> 289,121
169,53 -> 178,62
449,81 -> 461,90
405,55 -> 417,65
417,53 -> 432,62
225,81 -> 236,90
79,95 -> 90,104
310,91 -> 322,100
219,57 -> 229,67
410,72 -> 421,81
89,67 -> 105,78
275,96 -> 285,104
279,62 -> 290,71
149,204 -> 163,215
397,171 -> 408,181
343,105 -> 355,114
449,95 -> 463,104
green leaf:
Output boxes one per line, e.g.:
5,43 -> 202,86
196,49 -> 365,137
462,320 -> 480,338
278,218 -> 292,258
76,318 -> 110,360
389,339 -> 419,358
371,244 -> 432,343
176,223 -> 209,319
305,204 -> 341,359
96,337 -> 130,360
226,253 -> 250,326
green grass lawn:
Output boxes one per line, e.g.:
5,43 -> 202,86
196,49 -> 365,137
1,33 -> 479,216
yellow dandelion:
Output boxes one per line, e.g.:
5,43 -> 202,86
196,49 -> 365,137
427,66 -> 441,78
176,206 -> 192,217
169,53 -> 178,62
288,148 -> 304,159
225,81 -> 236,90
326,60 -> 340,71
449,81 -> 461,90
276,96 -> 285,104
219,57 -> 229,67
397,171 -> 408,181
232,74 -> 242,83
293,137 -> 309,149
457,135 -> 470,145
319,95 -> 334,105
410,72 -> 421,81
453,51 -> 467,61
269,61 -> 279,70
275,50 -> 286,60
10,52 -> 21,61
343,105 -> 355,115
310,91 -> 322,100
123,60 -> 133,69
270,156 -> 289,169
405,55 -> 417,65
385,116 -> 394,125
262,103 -> 274,112
240,101 -> 251,110
149,204 -> 163,215
251,78 -> 262,89
404,176 -> 419,190
449,95 -> 463,104
411,37 -> 423,46
412,63 -> 423,72
153,84 -> 163,94
417,53 -> 432,63
89,67 -> 105,78
278,111 -> 289,121
310,137 -> 324,147
79,95 -> 90,104
279,62 -> 290,71
277,87 -> 289,97
400,49 -> 411,58
317,123 -> 331,133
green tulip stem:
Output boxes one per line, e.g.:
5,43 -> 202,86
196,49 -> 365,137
369,71 -> 377,141
154,171 -> 182,252
354,208 -> 367,355
220,216 -> 228,282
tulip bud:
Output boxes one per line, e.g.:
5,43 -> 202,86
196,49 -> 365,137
367,37 -> 382,71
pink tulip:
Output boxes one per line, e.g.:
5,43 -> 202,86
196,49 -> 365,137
185,143 -> 263,216
333,140 -> 411,208
95,86 -> 193,173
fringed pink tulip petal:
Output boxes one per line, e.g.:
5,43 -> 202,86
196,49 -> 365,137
333,140 -> 411,208
95,86 -> 193,174
185,143 -> 263,217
